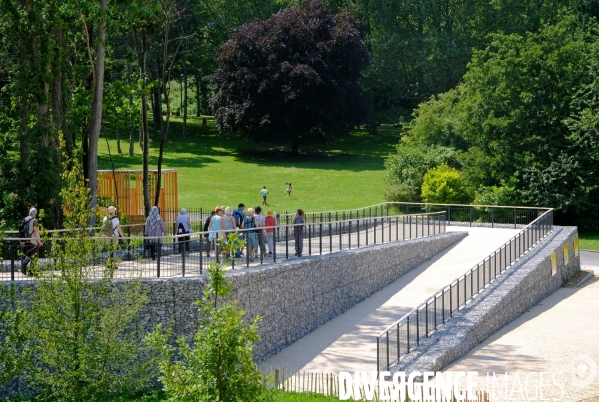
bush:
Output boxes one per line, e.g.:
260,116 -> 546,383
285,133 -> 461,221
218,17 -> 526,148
421,164 -> 470,204
148,232 -> 267,402
15,135 -> 156,401
473,178 -> 522,206
384,142 -> 454,202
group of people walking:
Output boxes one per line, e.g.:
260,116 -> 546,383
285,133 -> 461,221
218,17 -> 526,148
17,203 -> 307,274
203,204 -> 279,261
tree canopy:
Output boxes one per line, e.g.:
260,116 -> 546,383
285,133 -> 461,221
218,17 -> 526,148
385,15 -> 599,229
210,0 -> 371,154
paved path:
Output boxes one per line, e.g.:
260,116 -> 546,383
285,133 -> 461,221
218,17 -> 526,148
581,250 -> 599,268
259,226 -> 521,374
443,271 -> 599,402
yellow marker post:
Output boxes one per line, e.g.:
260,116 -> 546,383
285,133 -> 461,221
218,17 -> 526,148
564,244 -> 569,265
551,252 -> 557,276
574,237 -> 579,257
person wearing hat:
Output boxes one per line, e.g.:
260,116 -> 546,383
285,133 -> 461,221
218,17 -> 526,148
21,207 -> 43,275
176,207 -> 192,254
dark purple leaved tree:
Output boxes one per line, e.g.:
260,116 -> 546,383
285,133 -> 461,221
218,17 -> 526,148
210,0 -> 371,155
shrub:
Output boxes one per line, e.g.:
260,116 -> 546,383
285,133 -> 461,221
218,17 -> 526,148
421,164 -> 470,204
148,232 -> 267,402
17,135 -> 155,401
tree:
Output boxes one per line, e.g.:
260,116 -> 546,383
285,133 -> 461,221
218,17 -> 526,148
18,136 -> 155,400
210,0 -> 371,154
148,233 -> 266,402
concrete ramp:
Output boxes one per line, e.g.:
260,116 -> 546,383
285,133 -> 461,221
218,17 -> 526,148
260,226 -> 520,374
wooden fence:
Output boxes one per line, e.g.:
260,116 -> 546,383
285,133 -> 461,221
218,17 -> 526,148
262,367 -> 489,401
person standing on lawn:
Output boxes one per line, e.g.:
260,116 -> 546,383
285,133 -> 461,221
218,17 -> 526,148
261,186 -> 269,205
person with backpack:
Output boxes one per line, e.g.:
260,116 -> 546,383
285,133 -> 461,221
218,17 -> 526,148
102,206 -> 126,269
102,206 -> 126,243
242,208 -> 259,261
19,207 -> 43,275
176,207 -> 192,254
232,204 -> 245,258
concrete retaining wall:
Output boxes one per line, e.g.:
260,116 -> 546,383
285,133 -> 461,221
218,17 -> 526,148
0,231 -> 466,398
393,226 -> 579,375
140,231 -> 467,362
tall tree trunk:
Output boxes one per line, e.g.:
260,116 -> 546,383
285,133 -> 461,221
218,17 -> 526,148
52,25 -> 65,228
116,125 -> 122,154
182,51 -> 188,139
142,82 -> 150,217
86,0 -> 108,226
195,76 -> 201,117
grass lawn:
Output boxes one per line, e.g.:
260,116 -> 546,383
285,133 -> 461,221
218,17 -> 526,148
110,390 -> 354,401
579,232 -> 599,251
98,117 -> 400,213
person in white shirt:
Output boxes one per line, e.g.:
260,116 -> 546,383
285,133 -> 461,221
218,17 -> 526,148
254,206 -> 267,257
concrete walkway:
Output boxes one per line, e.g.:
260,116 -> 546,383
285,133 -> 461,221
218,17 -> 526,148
259,226 -> 521,374
442,271 -> 599,401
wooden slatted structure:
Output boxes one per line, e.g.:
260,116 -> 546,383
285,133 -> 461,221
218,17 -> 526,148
98,169 -> 178,223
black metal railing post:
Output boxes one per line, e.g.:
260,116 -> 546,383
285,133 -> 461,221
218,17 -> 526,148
319,221 -> 323,255
309,224 -> 312,256
157,245 -> 161,278
329,221 -> 332,254
182,244 -> 186,277
349,221 -> 352,249
10,244 -> 15,281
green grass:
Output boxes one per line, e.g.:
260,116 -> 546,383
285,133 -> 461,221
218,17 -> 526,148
579,232 -> 599,251
98,117 -> 400,213
108,389 -> 355,401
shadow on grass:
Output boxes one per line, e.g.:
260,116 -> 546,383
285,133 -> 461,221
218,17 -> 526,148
99,119 -> 400,173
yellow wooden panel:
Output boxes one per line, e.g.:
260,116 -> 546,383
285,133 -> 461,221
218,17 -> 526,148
551,252 -> 557,276
574,237 -> 579,257
564,243 -> 569,266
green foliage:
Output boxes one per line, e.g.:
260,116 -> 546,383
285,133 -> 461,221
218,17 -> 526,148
211,0 -> 371,153
386,15 -> 599,228
17,137 -> 155,401
148,232 -> 267,402
0,285 -> 28,387
473,178 -> 522,206
421,164 -> 469,204
384,142 -> 454,202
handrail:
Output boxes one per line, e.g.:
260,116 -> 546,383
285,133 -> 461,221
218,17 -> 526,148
3,211 -> 446,242
375,208 -> 554,371
2,211 -> 448,281
2,202 -> 550,235
376,208 -> 553,338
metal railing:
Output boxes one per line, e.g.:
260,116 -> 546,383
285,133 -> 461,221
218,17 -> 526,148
0,202 -> 550,238
1,211 -> 446,281
375,209 -> 554,372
